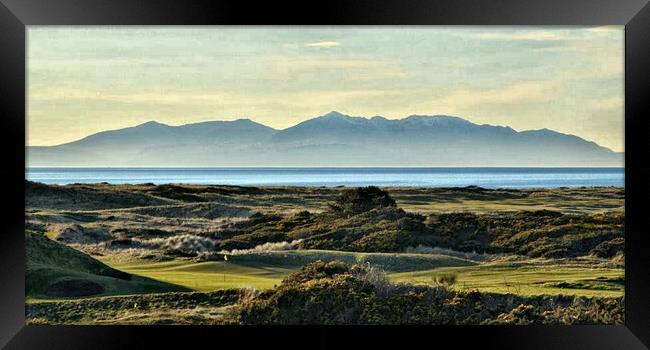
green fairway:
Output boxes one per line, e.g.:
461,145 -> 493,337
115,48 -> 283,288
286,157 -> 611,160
390,264 -> 624,297
99,250 -> 623,297
100,259 -> 287,291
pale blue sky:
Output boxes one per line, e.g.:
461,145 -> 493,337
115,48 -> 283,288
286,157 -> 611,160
27,26 -> 624,151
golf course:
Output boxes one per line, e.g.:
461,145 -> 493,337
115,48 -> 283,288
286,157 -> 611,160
25,182 -> 625,324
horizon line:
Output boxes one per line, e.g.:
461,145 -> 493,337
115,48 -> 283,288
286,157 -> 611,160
25,166 -> 626,169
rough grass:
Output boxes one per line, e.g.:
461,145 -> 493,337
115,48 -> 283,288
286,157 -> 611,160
26,290 -> 240,325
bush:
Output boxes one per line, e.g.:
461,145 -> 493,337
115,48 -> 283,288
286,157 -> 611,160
231,260 -> 623,325
434,274 -> 458,287
328,186 -> 396,216
589,238 -> 624,258
282,260 -> 350,285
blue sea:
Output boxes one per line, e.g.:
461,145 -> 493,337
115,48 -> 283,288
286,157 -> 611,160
25,167 -> 625,188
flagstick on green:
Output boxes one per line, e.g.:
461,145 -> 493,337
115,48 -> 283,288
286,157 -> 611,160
223,254 -> 228,283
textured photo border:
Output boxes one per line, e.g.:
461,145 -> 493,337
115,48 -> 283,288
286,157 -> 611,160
1,0 -> 648,348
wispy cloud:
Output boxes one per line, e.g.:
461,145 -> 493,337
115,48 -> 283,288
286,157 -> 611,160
474,31 -> 567,41
586,26 -> 622,34
305,41 -> 341,48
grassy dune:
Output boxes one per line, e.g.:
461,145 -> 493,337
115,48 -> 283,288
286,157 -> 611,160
26,230 -> 187,300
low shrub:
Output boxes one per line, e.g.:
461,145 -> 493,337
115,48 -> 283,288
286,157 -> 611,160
328,186 -> 396,216
230,260 -> 623,325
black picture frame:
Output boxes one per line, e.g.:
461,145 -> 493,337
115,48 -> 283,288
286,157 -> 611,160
1,0 -> 649,348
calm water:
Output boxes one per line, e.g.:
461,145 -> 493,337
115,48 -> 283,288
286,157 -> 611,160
25,167 -> 624,188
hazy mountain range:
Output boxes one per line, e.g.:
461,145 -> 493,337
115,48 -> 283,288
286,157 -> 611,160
27,111 -> 623,167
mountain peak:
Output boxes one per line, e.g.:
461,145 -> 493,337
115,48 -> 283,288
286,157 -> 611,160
323,111 -> 346,118
136,120 -> 168,128
228,118 -> 258,125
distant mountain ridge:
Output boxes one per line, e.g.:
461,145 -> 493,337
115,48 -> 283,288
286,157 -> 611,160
27,111 -> 623,167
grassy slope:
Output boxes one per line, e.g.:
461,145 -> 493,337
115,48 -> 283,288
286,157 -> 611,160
26,231 -> 188,299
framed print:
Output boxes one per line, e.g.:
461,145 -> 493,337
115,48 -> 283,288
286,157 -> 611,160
1,0 -> 649,348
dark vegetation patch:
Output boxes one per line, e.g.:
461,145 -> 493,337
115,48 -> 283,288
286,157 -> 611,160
61,211 -> 102,222
542,276 -> 625,291
213,187 -> 424,253
109,239 -> 134,247
230,261 -> 623,325
45,279 -> 105,297
145,184 -> 267,197
589,237 -> 625,259
328,186 -> 396,216
163,249 -> 198,258
111,227 -> 174,239
419,185 -> 529,201
144,184 -> 209,202
424,210 -> 624,258
215,187 -> 624,258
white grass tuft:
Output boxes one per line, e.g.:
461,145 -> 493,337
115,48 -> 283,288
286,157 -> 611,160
220,239 -> 304,256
